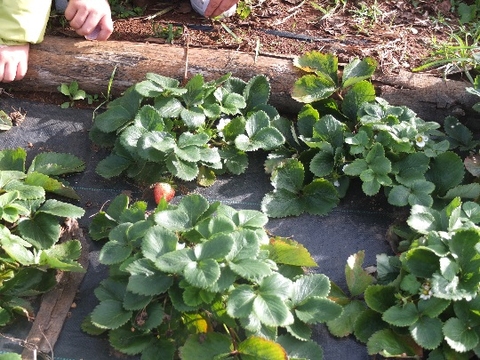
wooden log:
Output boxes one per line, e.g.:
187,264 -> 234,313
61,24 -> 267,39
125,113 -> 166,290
7,36 -> 479,125
11,36 -> 302,114
374,69 -> 479,131
22,219 -> 89,360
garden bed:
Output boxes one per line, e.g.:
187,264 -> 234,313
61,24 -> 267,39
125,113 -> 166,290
0,97 -> 395,359
0,1 -> 479,359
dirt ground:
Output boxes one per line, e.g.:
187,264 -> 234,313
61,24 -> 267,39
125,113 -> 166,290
6,0 -> 468,107
48,0 -> 461,70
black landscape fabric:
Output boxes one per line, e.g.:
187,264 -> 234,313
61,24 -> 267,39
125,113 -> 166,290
0,97 -> 395,359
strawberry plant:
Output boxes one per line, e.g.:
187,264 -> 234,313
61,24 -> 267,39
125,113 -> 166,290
262,51 -> 480,218
0,148 -> 85,326
83,193 -> 341,359
328,198 -> 480,359
90,73 -> 287,186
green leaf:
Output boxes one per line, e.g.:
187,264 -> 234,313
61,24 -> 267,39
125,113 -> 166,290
309,145 -> 334,177
443,317 -> 479,353
227,285 -> 256,318
263,237 -> 317,267
407,204 -> 441,234
291,274 -> 330,306
24,172 -> 79,199
37,199 -> 85,218
343,158 -> 368,176
195,217 -> 236,240
91,300 -> 132,329
93,90 -> 141,133
253,293 -> 293,327
367,329 -> 421,357
0,354 -> 22,360
17,213 -> 61,249
134,105 -> 164,130
28,152 -> 85,175
235,111 -> 284,151
136,302 -> 165,330
237,336 -> 288,360
417,297 -> 450,318
94,278 -> 127,302
271,159 -> 304,193
179,333 -> 232,360
141,339 -> 176,360
141,225 -> 178,262
181,107 -> 206,128
154,194 -> 209,231
96,154 -> 132,179
0,148 -> 26,171
194,235 -> 234,260
292,74 -> 337,103
402,247 -> 439,278
426,151 -> 464,195
259,273 -> 292,300
450,229 -> 480,269
293,51 -> 338,84
394,152 -> 430,186
342,57 -> 377,88
442,183 -> 480,200
326,300 -> 366,337
364,285 -> 397,313
219,147 -> 248,175
342,80 -> 376,121
229,258 -> 272,281
285,317 -> 312,341
277,334 -> 323,360
353,309 -> 387,344
98,239 -> 133,265
382,302 -> 419,327
184,259 -> 221,289
409,316 -> 443,350
0,267 -> 56,296
108,327 -> 152,355
123,291 -> 152,311
155,248 -> 195,273
295,297 -> 342,324
345,251 -> 374,296
126,259 -> 173,295
261,189 -> 303,218
367,143 -> 391,175
244,75 -> 271,111
302,179 -> 339,215
0,110 -> 13,131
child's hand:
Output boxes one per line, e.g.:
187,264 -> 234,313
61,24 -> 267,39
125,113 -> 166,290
0,44 -> 30,83
65,0 -> 113,41
204,0 -> 238,17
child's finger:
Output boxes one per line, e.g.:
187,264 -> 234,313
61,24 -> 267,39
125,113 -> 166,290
94,17 -> 114,41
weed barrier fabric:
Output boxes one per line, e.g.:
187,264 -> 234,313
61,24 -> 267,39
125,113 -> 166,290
0,98 -> 394,359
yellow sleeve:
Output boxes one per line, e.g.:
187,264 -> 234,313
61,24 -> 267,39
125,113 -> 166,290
0,0 -> 52,45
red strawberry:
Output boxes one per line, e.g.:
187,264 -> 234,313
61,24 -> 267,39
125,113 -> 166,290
153,182 -> 175,204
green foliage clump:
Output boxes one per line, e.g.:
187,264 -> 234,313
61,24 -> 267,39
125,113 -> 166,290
0,148 -> 85,325
328,198 -> 480,359
262,51 -> 480,218
90,73 -> 287,186
83,193 -> 338,359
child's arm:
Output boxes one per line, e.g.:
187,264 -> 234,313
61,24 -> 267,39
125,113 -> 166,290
204,0 -> 238,17
0,0 -> 51,82
65,0 -> 113,41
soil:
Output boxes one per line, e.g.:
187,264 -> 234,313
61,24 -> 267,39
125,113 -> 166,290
4,0 -> 468,107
